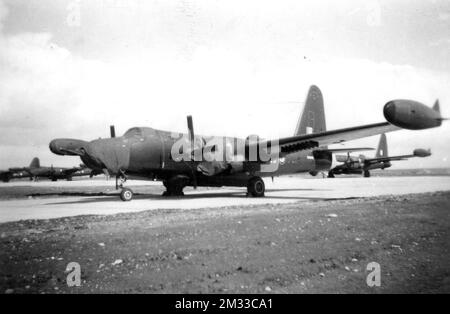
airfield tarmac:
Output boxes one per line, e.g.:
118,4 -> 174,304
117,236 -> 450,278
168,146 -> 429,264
1,176 -> 450,223
1,175 -> 450,293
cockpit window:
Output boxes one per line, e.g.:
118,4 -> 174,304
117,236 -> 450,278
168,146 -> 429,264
124,127 -> 143,137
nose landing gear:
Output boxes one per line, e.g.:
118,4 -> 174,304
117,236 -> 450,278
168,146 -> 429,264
120,187 -> 133,201
116,170 -> 133,201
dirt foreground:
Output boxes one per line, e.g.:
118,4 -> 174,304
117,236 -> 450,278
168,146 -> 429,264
1,191 -> 450,293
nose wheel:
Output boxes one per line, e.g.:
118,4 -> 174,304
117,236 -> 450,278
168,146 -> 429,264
120,188 -> 133,201
115,171 -> 133,201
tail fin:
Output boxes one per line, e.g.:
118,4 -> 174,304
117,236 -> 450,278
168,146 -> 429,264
29,157 -> 40,169
294,85 -> 326,136
376,134 -> 388,158
434,99 -> 449,121
433,99 -> 440,113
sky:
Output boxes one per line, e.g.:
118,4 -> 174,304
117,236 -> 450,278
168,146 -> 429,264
0,0 -> 449,169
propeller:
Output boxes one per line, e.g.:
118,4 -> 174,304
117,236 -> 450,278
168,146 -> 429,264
110,125 -> 116,138
187,115 -> 198,188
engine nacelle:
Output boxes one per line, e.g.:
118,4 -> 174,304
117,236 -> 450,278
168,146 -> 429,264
312,150 -> 332,171
383,100 -> 442,130
229,161 -> 244,174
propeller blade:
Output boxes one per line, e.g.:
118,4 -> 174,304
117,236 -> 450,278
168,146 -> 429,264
187,116 -> 194,143
110,125 -> 116,138
186,115 -> 197,188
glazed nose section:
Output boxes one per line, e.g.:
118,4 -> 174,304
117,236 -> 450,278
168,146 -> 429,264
383,101 -> 396,121
49,139 -> 88,156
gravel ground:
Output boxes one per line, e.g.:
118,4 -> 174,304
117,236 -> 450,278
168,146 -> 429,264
1,191 -> 449,294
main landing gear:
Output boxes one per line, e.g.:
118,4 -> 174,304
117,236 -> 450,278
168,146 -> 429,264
162,176 -> 189,197
247,176 -> 265,197
363,170 -> 371,178
327,171 -> 335,178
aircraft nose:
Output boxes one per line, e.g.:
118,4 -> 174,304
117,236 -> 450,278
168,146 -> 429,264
49,138 -> 89,156
383,101 -> 396,121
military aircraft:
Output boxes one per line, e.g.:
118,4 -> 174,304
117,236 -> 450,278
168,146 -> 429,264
0,168 -> 31,182
49,85 -> 445,201
0,157 -> 93,182
327,133 -> 431,178
0,157 -> 39,182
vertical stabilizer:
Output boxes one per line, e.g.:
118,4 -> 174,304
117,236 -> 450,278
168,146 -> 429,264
294,85 -> 326,136
433,99 -> 440,114
376,134 -> 388,158
29,157 -> 40,169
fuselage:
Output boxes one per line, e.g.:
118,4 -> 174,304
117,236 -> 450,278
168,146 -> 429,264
331,159 -> 392,175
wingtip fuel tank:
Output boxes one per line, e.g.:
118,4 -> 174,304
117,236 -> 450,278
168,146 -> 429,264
383,100 -> 443,130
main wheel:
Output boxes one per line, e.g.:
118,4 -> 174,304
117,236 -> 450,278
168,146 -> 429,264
162,176 -> 187,196
247,176 -> 265,197
328,171 -> 335,178
51,177 -> 57,182
120,188 -> 133,201
363,170 -> 370,178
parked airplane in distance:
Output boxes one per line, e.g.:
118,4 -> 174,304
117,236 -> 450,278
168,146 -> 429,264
328,133 -> 431,178
50,85 -> 445,201
0,157 -> 94,182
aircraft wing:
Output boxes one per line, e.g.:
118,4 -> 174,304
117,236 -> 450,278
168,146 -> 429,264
363,155 -> 412,164
364,151 -> 431,164
9,167 -> 29,172
255,122 -> 400,156
317,147 -> 374,153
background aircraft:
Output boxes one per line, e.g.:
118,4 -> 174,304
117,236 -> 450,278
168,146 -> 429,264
0,158 -> 38,182
328,134 -> 431,178
0,157 -> 93,182
0,169 -> 31,182
49,85 -> 444,201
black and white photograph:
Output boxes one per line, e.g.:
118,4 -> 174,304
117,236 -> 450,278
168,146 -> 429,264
0,0 -> 449,301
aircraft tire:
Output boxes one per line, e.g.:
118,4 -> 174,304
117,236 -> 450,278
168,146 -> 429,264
328,171 -> 335,178
162,177 -> 187,196
162,184 -> 185,196
363,170 -> 370,178
51,178 -> 57,182
120,188 -> 133,201
247,176 -> 265,197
